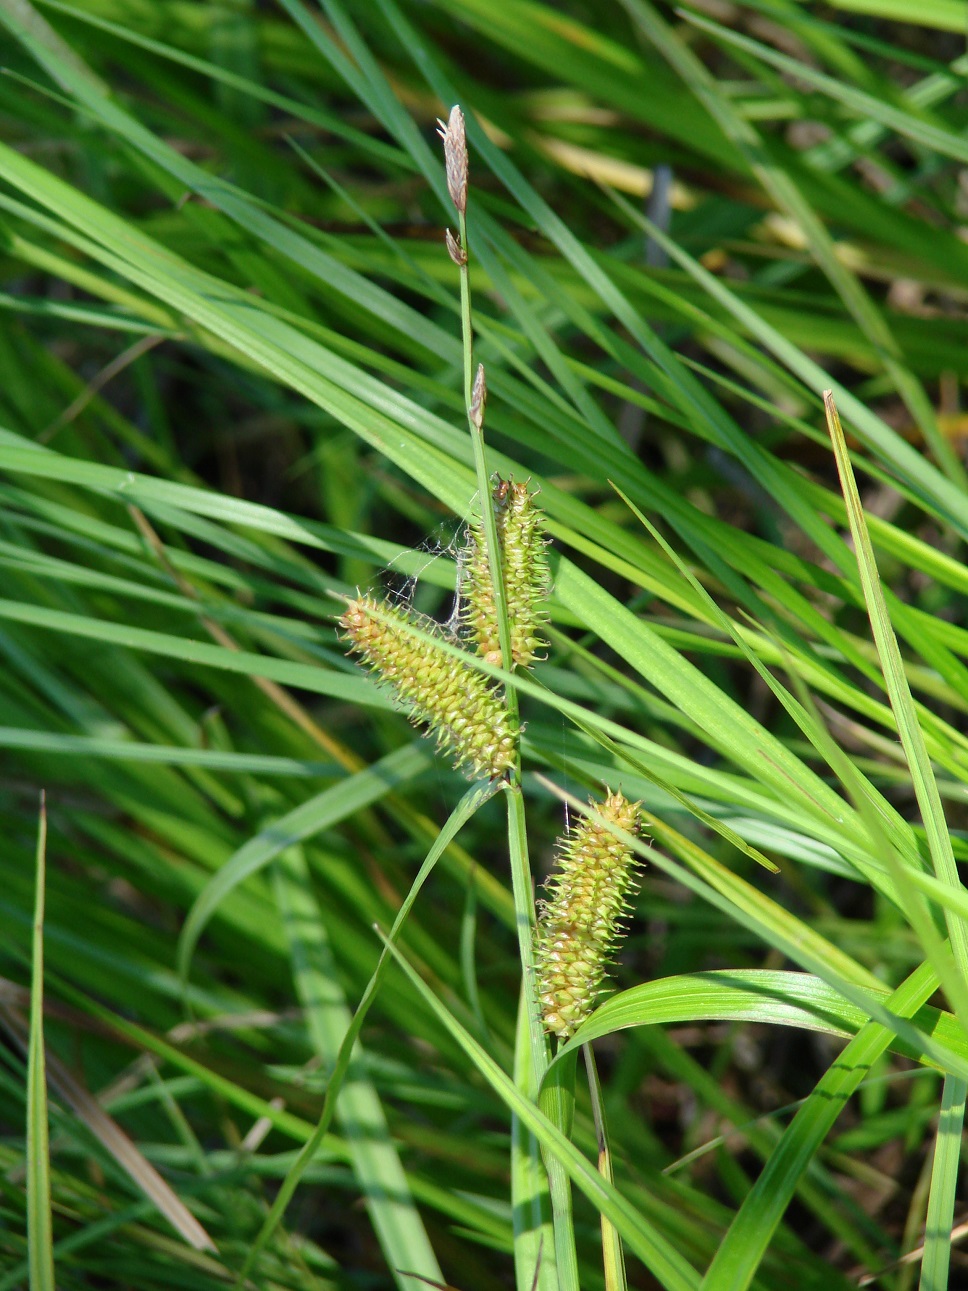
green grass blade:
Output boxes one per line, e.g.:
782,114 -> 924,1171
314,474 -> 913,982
700,962 -> 940,1291
511,981 -> 557,1291
621,0 -> 964,486
565,970 -> 968,1071
25,794 -> 55,1291
272,844 -> 443,1291
825,392 -> 968,999
239,777 -> 498,1283
919,1074 -> 967,1290
0,729 -> 338,776
683,8 -> 968,165
177,743 -> 429,981
603,168 -> 968,535
379,935 -> 703,1291
0,595 -> 379,703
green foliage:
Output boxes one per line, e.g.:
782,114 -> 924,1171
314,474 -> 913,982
0,1 -> 966,1288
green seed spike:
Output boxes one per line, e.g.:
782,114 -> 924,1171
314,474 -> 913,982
534,791 -> 643,1040
461,475 -> 550,669
339,594 -> 516,780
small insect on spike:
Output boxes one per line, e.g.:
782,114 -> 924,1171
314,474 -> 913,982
436,105 -> 467,216
534,791 -> 644,1040
460,475 -> 550,669
339,594 -> 515,780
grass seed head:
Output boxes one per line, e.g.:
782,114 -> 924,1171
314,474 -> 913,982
340,594 -> 515,779
461,476 -> 550,668
437,105 -> 467,216
534,790 -> 643,1039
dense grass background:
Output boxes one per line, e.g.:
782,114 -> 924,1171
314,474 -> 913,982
2,1 -> 968,1287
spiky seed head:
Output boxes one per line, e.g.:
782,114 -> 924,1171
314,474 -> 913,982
339,594 -> 515,780
436,105 -> 467,215
534,791 -> 643,1039
461,476 -> 550,668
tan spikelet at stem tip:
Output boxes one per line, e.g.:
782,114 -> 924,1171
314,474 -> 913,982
436,105 -> 467,215
534,791 -> 643,1040
461,475 -> 550,668
339,594 -> 515,780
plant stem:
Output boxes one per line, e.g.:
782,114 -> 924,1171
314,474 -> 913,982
584,1043 -> 627,1291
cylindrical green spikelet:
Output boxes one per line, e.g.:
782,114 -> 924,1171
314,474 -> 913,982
461,476 -> 550,668
534,791 -> 643,1039
340,594 -> 516,780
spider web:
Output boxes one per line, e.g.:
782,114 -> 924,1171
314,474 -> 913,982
374,491 -> 483,642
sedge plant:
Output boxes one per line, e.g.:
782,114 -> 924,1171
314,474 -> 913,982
336,108 -> 652,1287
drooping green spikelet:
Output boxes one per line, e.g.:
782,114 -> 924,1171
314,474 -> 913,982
340,594 -> 516,780
534,791 -> 643,1039
461,476 -> 550,668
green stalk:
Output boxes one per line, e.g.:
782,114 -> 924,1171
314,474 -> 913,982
27,794 -> 55,1291
584,1044 -> 627,1291
512,980 -> 557,1291
508,784 -> 577,1291
443,103 -> 569,1284
456,204 -> 516,715
442,104 -> 539,1069
541,1044 -> 581,1290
